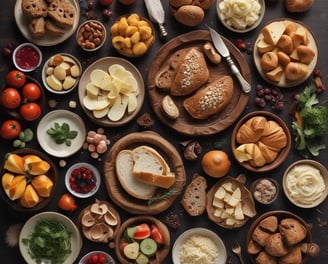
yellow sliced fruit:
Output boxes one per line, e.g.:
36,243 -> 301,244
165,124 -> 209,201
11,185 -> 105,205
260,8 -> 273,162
25,160 -> 51,175
107,94 -> 129,121
2,172 -> 15,196
20,185 -> 40,208
9,175 -> 27,200
90,69 -> 112,89
31,175 -> 54,197
4,153 -> 25,174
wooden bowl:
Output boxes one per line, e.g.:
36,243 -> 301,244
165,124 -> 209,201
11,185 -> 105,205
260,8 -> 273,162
0,148 -> 58,212
114,216 -> 170,264
250,177 -> 279,205
206,175 -> 256,229
246,210 -> 318,264
282,159 -> 328,208
231,111 -> 291,172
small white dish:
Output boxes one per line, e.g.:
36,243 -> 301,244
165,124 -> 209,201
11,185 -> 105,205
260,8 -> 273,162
65,162 -> 101,198
19,211 -> 82,264
12,43 -> 42,72
172,227 -> 227,264
42,53 -> 82,94
37,110 -> 86,158
79,251 -> 115,264
216,0 -> 265,33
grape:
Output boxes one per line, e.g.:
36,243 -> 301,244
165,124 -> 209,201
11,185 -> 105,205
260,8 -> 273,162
254,84 -> 284,111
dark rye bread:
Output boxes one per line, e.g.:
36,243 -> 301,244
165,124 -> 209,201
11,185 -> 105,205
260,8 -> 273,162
47,0 -> 75,28
181,174 -> 207,216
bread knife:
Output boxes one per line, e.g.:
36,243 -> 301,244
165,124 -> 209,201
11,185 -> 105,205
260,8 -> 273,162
207,26 -> 251,93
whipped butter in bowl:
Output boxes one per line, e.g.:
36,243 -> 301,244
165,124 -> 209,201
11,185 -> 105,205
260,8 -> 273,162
283,160 -> 328,208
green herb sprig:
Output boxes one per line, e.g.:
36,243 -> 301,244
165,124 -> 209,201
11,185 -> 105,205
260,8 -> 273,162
47,122 -> 78,146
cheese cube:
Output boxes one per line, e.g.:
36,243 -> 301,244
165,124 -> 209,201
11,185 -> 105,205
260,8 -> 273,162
234,202 -> 245,220
225,207 -> 234,216
212,197 -> 224,208
223,192 -> 232,203
227,188 -> 241,207
214,208 -> 224,217
222,182 -> 233,192
262,21 -> 286,45
214,187 -> 226,200
226,217 -> 236,226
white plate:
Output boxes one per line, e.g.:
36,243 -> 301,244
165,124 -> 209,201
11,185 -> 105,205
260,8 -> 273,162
19,211 -> 82,264
37,110 -> 86,158
216,0 -> 265,33
78,57 -> 145,127
14,0 -> 80,46
172,228 -> 227,264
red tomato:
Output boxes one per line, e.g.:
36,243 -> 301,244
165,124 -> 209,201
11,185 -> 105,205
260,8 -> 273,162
0,120 -> 22,139
58,193 -> 77,211
20,102 -> 41,121
133,223 -> 151,240
6,70 -> 26,88
87,253 -> 100,264
1,87 -> 21,109
22,82 -> 41,101
151,224 -> 164,244
97,253 -> 107,264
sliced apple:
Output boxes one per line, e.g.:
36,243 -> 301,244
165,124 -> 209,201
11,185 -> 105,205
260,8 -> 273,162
90,69 -> 112,89
86,83 -> 100,98
93,106 -> 110,119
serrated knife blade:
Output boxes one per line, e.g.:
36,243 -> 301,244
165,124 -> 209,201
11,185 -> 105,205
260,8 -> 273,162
207,26 -> 251,93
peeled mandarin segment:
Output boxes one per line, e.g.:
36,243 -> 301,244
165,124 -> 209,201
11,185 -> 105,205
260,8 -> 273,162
20,184 -> 39,208
31,174 -> 54,197
2,172 -> 15,195
9,175 -> 27,200
4,154 -> 25,174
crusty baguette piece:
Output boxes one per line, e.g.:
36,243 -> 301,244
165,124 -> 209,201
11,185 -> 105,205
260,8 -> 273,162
132,146 -> 175,189
181,174 -> 207,216
183,75 -> 233,119
115,149 -> 156,200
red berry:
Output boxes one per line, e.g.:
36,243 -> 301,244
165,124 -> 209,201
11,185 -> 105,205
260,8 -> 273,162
313,69 -> 321,77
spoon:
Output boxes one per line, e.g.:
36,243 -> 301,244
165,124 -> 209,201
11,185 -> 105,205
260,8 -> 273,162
232,241 -> 245,264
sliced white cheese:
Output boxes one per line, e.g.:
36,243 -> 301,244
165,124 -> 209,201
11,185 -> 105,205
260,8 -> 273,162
107,94 -> 129,121
262,21 -> 286,45
228,188 -> 241,207
234,202 -> 245,220
212,197 -> 225,208
214,186 -> 226,200
214,208 -> 224,218
225,217 -> 236,226
222,182 -> 233,193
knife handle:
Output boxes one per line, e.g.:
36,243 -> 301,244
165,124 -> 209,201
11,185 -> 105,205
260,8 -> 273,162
159,23 -> 168,37
226,56 -> 251,93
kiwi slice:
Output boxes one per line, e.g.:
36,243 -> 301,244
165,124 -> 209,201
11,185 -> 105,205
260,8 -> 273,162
140,238 -> 158,257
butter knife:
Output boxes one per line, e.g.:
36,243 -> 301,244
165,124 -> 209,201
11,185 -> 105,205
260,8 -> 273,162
207,26 -> 251,93
144,0 -> 168,38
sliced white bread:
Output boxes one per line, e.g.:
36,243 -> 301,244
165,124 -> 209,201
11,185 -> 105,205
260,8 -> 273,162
132,146 -> 176,189
115,149 -> 156,200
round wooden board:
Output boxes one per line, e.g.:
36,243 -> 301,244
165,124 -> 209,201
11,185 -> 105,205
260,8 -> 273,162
103,131 -> 186,215
148,30 -> 250,136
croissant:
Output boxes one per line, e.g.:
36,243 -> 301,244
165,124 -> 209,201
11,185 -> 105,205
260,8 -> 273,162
285,0 -> 314,13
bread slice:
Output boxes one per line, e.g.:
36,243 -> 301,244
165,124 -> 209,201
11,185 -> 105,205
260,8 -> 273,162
29,17 -> 45,37
47,0 -> 75,28
45,19 -> 66,36
132,146 -> 175,189
115,150 -> 156,200
181,174 -> 207,216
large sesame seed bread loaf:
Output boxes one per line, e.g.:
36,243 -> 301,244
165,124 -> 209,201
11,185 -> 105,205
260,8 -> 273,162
155,48 -> 209,96
183,75 -> 234,119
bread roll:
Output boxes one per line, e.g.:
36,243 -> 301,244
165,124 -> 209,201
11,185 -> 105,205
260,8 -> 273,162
265,66 -> 284,83
279,218 -> 307,246
277,34 -> 294,54
296,45 -> 315,64
285,0 -> 314,13
265,233 -> 289,257
183,75 -> 233,119
261,52 -> 279,72
256,250 -> 278,264
174,5 -> 205,27
259,215 -> 278,233
277,51 -> 291,67
285,62 -> 309,81
278,246 -> 302,264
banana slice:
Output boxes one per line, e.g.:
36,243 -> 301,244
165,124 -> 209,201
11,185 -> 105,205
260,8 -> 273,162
90,69 -> 112,89
107,94 -> 128,121
127,93 -> 138,114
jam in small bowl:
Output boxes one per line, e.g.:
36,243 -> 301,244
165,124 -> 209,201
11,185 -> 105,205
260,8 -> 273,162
13,43 -> 42,72
65,162 -> 100,198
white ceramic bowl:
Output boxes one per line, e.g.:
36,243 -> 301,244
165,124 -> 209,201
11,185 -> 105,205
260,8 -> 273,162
283,159 -> 328,208
13,42 -> 42,72
65,162 -> 101,198
76,20 -> 107,52
172,228 -> 227,264
42,53 -> 82,94
79,251 -> 115,264
216,0 -> 265,33
19,211 -> 82,264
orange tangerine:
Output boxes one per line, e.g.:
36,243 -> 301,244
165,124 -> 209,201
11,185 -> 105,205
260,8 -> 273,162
201,150 -> 231,178
2,172 -> 14,194
31,175 -> 54,197
4,153 -> 25,174
25,160 -> 51,175
20,184 -> 40,208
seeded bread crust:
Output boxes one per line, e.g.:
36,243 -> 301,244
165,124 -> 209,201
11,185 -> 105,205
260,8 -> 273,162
183,75 -> 233,119
181,174 -> 207,216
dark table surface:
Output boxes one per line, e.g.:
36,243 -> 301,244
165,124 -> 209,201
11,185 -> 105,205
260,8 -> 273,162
0,0 -> 327,263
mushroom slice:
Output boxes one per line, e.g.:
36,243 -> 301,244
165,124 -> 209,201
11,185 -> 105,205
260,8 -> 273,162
82,226 -> 93,240
104,210 -> 118,226
90,223 -> 113,242
90,202 -> 108,216
81,211 -> 96,227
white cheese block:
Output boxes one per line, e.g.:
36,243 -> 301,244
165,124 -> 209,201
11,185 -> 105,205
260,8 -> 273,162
262,21 -> 286,45
212,197 -> 225,208
214,186 -> 226,200
234,202 -> 245,220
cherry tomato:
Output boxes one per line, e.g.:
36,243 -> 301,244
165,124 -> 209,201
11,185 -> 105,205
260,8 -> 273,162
0,120 -> 22,139
133,223 -> 151,240
97,253 -> 107,263
1,87 -> 21,109
58,193 -> 77,211
6,70 -> 26,88
20,102 -> 41,121
22,82 -> 41,101
151,224 -> 164,244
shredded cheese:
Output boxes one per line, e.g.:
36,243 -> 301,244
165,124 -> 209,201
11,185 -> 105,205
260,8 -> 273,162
180,234 -> 219,264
